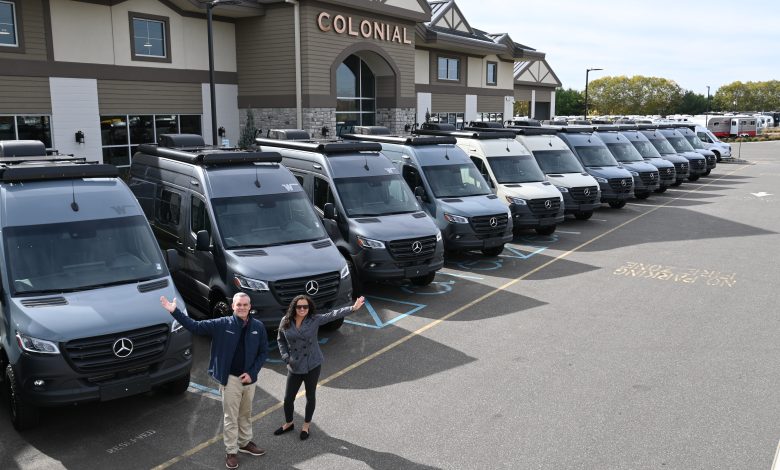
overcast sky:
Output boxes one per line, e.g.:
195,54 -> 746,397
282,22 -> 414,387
455,0 -> 779,94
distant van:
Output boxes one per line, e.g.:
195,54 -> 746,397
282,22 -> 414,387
0,140 -> 192,430
343,128 -> 513,255
130,134 -> 352,328
616,127 -> 678,192
672,126 -> 717,175
654,128 -> 708,180
637,128 -> 693,185
593,126 -> 660,199
255,133 -> 444,291
683,124 -> 732,161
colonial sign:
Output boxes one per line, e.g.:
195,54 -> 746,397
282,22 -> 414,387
317,12 -> 413,45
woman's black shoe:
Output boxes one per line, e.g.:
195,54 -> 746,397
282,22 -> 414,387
299,430 -> 310,441
273,424 -> 294,436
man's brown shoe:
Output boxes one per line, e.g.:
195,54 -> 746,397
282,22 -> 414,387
239,441 -> 266,456
225,453 -> 239,469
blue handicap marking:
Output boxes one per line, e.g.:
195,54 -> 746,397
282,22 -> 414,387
515,234 -> 559,246
344,296 -> 426,329
400,280 -> 455,295
501,245 -> 548,260
456,258 -> 504,271
438,271 -> 484,280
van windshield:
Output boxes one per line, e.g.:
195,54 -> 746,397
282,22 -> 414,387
5,216 -> 167,295
421,164 -> 492,197
213,192 -> 327,249
574,146 -> 618,167
647,136 -> 677,155
605,142 -> 644,162
531,150 -> 584,173
683,135 -> 706,150
487,155 -> 545,183
630,139 -> 663,159
665,135 -> 695,153
334,174 -> 419,217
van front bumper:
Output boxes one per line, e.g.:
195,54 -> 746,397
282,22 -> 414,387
510,204 -> 564,229
13,333 -> 192,407
442,224 -> 513,250
354,245 -> 444,281
561,192 -> 601,213
598,184 -> 633,203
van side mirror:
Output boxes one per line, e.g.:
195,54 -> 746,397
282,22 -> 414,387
323,203 -> 336,220
165,249 -> 181,273
414,186 -> 428,202
195,230 -> 211,251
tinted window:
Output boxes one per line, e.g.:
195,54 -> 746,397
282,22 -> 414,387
574,146 -> 618,167
313,177 -> 333,210
665,135 -> 695,153
605,142 -> 644,162
487,155 -> 545,183
334,174 -> 419,216
157,189 -> 181,227
422,163 -> 491,197
647,136 -> 676,155
630,140 -> 662,159
531,150 -> 584,174
191,196 -> 211,235
684,135 -> 705,149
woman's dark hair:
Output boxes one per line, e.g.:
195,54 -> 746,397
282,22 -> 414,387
281,295 -> 316,329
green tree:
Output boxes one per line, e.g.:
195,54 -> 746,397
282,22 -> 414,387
713,80 -> 780,111
675,91 -> 709,114
513,100 -> 530,117
239,108 -> 257,149
588,75 -> 683,115
555,88 -> 584,116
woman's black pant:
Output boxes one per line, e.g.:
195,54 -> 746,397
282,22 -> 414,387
283,365 -> 321,423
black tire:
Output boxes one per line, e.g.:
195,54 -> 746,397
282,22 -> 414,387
687,174 -> 700,182
654,185 -> 667,193
535,225 -> 556,236
211,297 -> 231,318
5,364 -> 39,431
635,192 -> 651,200
574,210 -> 593,221
410,272 -> 436,286
481,245 -> 504,257
713,151 -> 722,163
346,257 -> 362,298
608,200 -> 626,209
321,317 -> 344,331
703,169 -> 711,176
671,179 -> 683,187
163,373 -> 191,395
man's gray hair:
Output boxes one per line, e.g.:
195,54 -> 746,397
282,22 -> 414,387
232,292 -> 250,303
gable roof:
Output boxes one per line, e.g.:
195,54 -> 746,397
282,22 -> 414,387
514,59 -> 562,88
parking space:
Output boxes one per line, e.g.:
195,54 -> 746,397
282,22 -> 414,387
1,143 -> 779,469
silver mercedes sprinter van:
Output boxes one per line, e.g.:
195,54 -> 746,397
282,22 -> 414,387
344,128 -> 513,255
0,140 -> 191,430
130,135 -> 352,329
255,134 -> 444,292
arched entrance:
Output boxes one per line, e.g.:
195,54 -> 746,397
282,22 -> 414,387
336,54 -> 376,131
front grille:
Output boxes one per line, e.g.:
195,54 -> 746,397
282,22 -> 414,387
673,162 -> 689,175
387,236 -> 437,260
469,214 -> 509,234
639,171 -> 659,186
570,186 -> 599,203
691,159 -> 706,171
608,178 -> 633,193
705,154 -> 716,166
528,198 -> 561,216
271,272 -> 340,306
63,324 -> 169,374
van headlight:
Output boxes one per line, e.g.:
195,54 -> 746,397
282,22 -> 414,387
443,213 -> 469,224
357,236 -> 385,249
234,274 -> 269,291
16,332 -> 60,354
506,196 -> 527,206
436,230 -> 442,241
340,263 -> 350,279
630,171 -> 639,176
554,186 -> 568,192
595,177 -> 608,183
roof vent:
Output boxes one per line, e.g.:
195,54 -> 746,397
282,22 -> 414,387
266,129 -> 311,140
158,134 -> 206,148
0,140 -> 47,158
420,123 -> 456,131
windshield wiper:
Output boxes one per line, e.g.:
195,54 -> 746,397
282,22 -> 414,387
381,210 -> 417,216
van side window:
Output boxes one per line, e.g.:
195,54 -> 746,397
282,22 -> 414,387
191,196 -> 211,235
313,177 -> 334,210
294,174 -> 304,186
402,165 -> 422,190
697,132 -> 710,142
157,189 -> 181,227
470,157 -> 489,179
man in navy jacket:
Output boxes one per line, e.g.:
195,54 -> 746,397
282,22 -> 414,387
161,293 -> 268,470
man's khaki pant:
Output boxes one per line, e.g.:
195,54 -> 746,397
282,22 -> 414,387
220,375 -> 256,454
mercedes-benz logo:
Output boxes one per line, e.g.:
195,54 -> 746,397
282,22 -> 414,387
305,280 -> 319,295
544,200 -> 552,209
489,217 -> 498,227
667,168 -> 673,174
113,338 -> 133,358
650,173 -> 655,180
411,241 -> 423,253
584,188 -> 591,196
621,179 -> 627,187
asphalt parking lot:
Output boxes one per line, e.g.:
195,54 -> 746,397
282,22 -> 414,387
1,141 -> 779,470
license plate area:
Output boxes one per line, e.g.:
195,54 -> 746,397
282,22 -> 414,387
100,376 -> 151,401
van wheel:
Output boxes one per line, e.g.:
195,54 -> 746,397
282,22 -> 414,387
574,211 -> 593,220
321,317 -> 344,331
535,225 -> 556,236
5,364 -> 39,431
211,298 -> 231,318
654,185 -> 667,193
635,192 -> 650,200
703,169 -> 711,176
713,151 -> 722,162
609,200 -> 626,209
410,272 -> 436,286
687,174 -> 700,182
346,258 -> 362,298
163,373 -> 191,395
481,245 -> 504,257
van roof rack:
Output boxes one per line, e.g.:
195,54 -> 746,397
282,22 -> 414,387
419,123 -> 457,131
341,134 -> 457,146
413,129 -> 517,140
266,129 -> 311,140
158,133 -> 206,148
0,140 -> 118,182
254,138 -> 382,155
466,126 -> 558,136
556,125 -> 595,133
352,126 -> 393,135
0,140 -> 48,158
592,125 -> 622,132
468,121 -> 505,129
137,144 -> 282,165
506,119 -> 541,127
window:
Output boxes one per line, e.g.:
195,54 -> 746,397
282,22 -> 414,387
336,54 -> 376,134
312,177 -> 333,211
429,112 -> 464,128
157,189 -> 181,227
437,57 -> 460,81
0,115 -> 52,147
486,62 -> 498,86
100,113 -> 201,168
0,1 -> 18,47
191,196 -> 211,236
476,112 -> 503,123
130,13 -> 170,62
402,165 -> 423,191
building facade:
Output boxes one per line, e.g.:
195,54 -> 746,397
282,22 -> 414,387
0,0 -> 559,171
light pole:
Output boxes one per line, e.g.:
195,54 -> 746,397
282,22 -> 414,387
706,85 -> 710,126
206,0 -> 241,146
584,68 -> 603,119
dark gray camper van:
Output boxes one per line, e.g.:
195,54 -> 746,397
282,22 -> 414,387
130,135 -> 352,329
255,135 -> 444,292
0,140 -> 191,430
342,129 -> 513,256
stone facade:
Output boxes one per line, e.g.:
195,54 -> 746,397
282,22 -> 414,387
302,108 -> 337,139
239,108 -> 297,139
376,108 -> 417,135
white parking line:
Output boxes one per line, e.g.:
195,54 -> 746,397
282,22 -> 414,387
771,439 -> 780,470
555,230 -> 581,235
590,218 -> 608,222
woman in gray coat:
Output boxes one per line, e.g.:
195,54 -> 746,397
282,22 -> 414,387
274,294 -> 365,440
